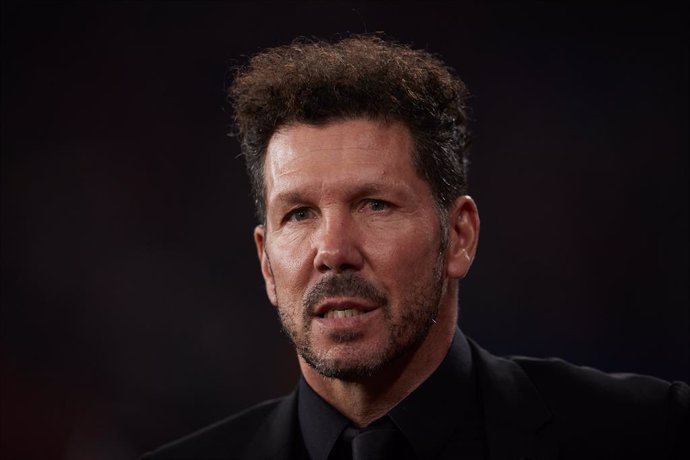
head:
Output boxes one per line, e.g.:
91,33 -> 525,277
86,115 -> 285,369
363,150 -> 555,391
229,35 -> 472,225
229,35 -> 479,381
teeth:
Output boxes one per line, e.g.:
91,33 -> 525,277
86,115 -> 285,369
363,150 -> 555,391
324,309 -> 363,319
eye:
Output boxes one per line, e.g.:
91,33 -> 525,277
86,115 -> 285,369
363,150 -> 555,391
366,199 -> 389,212
285,207 -> 313,222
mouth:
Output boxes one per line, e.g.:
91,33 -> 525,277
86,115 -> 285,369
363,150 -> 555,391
323,308 -> 367,319
313,298 -> 379,319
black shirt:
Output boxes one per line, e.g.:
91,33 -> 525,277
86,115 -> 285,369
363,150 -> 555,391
297,328 -> 487,460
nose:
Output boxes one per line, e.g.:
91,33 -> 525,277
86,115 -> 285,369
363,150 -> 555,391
312,211 -> 365,273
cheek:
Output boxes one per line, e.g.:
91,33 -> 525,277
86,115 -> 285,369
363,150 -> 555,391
267,235 -> 314,297
365,223 -> 441,281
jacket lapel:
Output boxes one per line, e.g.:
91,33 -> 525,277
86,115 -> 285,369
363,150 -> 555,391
469,339 -> 558,460
241,389 -> 302,460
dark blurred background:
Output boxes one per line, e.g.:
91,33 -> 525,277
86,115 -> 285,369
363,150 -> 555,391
1,2 -> 687,459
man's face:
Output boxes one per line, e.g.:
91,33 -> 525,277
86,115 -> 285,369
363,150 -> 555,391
254,118 -> 460,380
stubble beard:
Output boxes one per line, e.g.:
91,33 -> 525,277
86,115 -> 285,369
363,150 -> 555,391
276,256 -> 446,381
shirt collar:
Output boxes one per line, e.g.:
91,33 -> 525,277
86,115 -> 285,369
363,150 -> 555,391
298,376 -> 350,460
388,327 -> 481,459
298,327 -> 480,460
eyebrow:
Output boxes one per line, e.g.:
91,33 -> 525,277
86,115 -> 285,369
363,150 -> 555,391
271,191 -> 310,207
271,182 -> 407,206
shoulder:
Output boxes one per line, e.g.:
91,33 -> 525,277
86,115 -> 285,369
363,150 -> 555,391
511,354 -> 689,454
468,338 -> 688,456
141,397 -> 285,460
511,354 -> 688,416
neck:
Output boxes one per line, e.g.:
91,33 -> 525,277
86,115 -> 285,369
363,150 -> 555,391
299,289 -> 458,427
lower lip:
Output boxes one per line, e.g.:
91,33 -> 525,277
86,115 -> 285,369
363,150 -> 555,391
312,308 -> 382,330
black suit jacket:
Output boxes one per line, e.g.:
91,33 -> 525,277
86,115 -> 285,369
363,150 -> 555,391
143,339 -> 689,459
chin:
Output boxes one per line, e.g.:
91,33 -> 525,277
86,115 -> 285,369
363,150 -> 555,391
305,355 -> 385,381
302,336 -> 422,382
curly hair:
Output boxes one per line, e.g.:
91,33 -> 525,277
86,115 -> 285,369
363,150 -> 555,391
228,35 -> 471,223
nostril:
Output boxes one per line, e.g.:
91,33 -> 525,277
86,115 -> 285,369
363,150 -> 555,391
316,262 -> 356,273
316,262 -> 331,273
312,231 -> 364,272
336,263 -> 357,273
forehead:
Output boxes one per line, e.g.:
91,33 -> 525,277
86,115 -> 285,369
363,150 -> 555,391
263,118 -> 419,194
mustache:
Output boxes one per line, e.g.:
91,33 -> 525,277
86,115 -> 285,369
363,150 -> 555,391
303,273 -> 388,314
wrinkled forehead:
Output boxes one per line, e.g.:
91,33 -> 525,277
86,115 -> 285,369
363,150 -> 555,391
263,118 -> 418,187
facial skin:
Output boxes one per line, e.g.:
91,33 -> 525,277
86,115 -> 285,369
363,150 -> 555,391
254,118 -> 479,389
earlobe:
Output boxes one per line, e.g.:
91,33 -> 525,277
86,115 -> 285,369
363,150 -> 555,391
446,196 -> 480,279
254,225 -> 278,306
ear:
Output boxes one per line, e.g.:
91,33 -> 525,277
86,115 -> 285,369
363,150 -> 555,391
446,195 -> 480,279
254,224 -> 278,306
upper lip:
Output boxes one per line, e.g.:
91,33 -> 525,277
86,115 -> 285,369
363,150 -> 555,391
313,298 -> 379,317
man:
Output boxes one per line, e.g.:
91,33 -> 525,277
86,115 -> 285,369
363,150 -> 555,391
144,35 -> 688,460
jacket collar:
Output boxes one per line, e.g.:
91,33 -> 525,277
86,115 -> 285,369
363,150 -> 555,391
469,338 -> 557,460
241,389 -> 302,460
